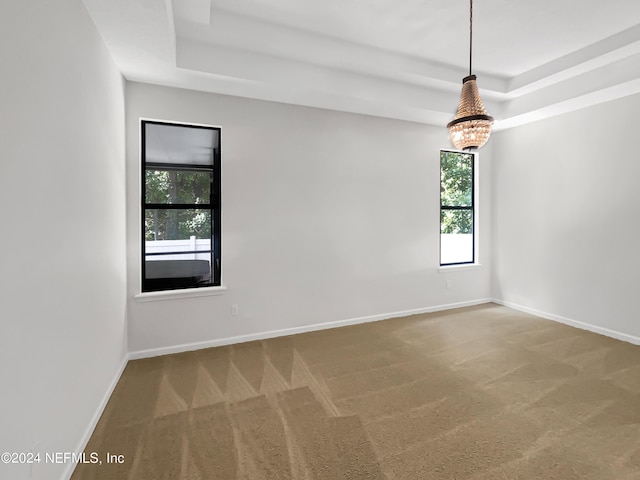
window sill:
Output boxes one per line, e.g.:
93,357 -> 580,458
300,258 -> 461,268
135,285 -> 227,302
439,263 -> 482,272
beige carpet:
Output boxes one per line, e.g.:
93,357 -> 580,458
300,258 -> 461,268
72,304 -> 640,479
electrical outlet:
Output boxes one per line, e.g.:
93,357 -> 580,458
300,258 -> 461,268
231,304 -> 239,316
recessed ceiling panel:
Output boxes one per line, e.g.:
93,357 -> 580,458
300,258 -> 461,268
83,0 -> 640,129
208,0 -> 640,75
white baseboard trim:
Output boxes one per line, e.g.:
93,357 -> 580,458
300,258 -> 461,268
129,298 -> 492,359
492,298 -> 640,346
62,354 -> 129,480
58,297 -> 639,480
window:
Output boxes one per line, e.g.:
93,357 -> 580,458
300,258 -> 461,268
141,120 -> 221,292
440,150 -> 475,265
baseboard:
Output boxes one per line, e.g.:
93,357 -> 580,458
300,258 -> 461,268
61,354 -> 129,480
492,298 -> 640,346
58,297 -> 639,480
129,298 -> 492,359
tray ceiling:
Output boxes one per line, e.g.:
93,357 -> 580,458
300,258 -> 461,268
82,0 -> 640,129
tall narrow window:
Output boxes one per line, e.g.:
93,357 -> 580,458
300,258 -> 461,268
440,150 -> 475,265
141,121 -> 221,292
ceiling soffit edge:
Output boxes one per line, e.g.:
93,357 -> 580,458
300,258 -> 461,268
82,0 -> 640,130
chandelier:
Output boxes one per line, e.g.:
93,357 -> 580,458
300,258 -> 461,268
447,0 -> 493,150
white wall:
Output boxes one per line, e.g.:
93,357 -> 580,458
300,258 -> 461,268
126,83 -> 493,354
0,1 -> 127,479
492,93 -> 640,341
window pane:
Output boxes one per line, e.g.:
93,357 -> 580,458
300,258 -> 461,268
441,209 -> 473,235
145,123 -> 218,166
440,210 -> 473,264
440,151 -> 473,207
145,254 -> 212,291
144,209 -> 212,242
142,121 -> 221,292
145,169 -> 211,204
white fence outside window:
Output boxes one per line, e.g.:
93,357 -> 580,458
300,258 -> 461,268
145,236 -> 211,261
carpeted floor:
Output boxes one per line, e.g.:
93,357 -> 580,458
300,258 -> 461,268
71,303 -> 640,479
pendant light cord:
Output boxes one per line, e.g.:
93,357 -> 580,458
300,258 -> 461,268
469,0 -> 473,76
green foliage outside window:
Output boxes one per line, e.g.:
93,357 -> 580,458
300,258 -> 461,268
145,169 -> 212,241
440,151 -> 473,234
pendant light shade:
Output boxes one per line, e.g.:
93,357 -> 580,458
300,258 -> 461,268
447,75 -> 493,150
447,0 -> 493,150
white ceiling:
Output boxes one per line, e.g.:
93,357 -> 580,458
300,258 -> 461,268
82,0 -> 640,130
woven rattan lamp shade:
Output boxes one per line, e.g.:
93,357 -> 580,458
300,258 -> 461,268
447,75 -> 494,150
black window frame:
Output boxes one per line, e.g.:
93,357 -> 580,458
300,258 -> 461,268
141,120 -> 222,292
439,149 -> 475,266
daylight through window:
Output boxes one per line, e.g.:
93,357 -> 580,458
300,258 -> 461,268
440,150 -> 475,265
141,121 -> 221,292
